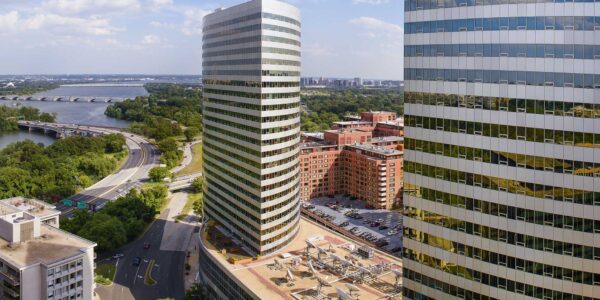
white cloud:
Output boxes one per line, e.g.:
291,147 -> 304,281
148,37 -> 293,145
0,11 -> 19,33
349,17 -> 402,34
40,0 -> 141,15
181,8 -> 210,36
147,0 -> 173,11
0,11 -> 122,36
142,34 -> 161,45
353,0 -> 390,4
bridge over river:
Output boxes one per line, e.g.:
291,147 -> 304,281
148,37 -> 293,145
0,95 -> 127,103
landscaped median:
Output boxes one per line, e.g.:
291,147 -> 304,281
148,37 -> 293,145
144,259 -> 157,286
95,263 -> 117,286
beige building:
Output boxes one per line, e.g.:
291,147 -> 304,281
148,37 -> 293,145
0,197 -> 96,300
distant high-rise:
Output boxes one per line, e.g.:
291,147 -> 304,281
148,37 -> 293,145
202,0 -> 301,256
404,1 -> 600,299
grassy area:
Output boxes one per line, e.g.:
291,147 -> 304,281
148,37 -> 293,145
180,192 -> 202,217
105,148 -> 129,171
176,143 -> 202,176
95,263 -> 116,285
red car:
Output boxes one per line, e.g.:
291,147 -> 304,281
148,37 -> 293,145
143,242 -> 151,249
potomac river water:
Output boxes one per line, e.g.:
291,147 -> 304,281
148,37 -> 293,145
0,85 -> 147,148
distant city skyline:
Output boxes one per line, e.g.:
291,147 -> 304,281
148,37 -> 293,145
0,0 -> 403,79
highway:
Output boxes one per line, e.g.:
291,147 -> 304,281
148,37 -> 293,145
26,123 -> 161,217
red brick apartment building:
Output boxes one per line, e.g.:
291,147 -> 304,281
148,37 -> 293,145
299,112 -> 404,209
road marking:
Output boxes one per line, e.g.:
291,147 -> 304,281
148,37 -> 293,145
133,262 -> 142,284
115,258 -> 120,268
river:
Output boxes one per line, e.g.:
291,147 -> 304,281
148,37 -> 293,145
0,85 -> 147,148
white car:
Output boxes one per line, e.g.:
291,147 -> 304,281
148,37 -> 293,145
113,254 -> 124,259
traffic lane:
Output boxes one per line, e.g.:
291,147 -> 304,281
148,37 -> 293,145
109,210 -> 187,300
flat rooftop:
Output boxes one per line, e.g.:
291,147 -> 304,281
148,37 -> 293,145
1,197 -> 59,220
372,136 -> 404,143
332,121 -> 372,126
0,225 -> 95,269
201,218 -> 402,300
300,141 -> 336,149
347,144 -> 403,156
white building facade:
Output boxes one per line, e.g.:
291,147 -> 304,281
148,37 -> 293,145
202,0 -> 301,256
403,1 -> 600,299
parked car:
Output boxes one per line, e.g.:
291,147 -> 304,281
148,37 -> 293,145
143,242 -> 151,249
132,257 -> 141,266
113,253 -> 124,259
379,225 -> 389,230
339,221 -> 349,227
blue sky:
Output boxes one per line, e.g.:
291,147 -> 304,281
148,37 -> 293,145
0,0 -> 403,79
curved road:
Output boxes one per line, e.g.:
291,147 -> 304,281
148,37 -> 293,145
22,122 -> 161,217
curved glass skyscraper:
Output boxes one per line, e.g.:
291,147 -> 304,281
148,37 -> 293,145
202,0 -> 301,256
403,1 -> 600,299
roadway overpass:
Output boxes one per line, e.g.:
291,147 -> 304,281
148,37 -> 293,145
0,95 -> 127,102
168,172 -> 203,191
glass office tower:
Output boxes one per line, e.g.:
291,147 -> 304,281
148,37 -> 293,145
202,0 -> 301,256
403,1 -> 600,299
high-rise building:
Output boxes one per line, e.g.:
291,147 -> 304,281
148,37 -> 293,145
403,2 -> 600,299
202,0 -> 301,256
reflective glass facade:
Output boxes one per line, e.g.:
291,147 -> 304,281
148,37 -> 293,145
202,0 -> 301,256
403,1 -> 600,299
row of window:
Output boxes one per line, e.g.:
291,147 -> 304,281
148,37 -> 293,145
405,43 -> 600,59
261,201 -> 298,225
204,80 -> 300,88
203,58 -> 300,67
205,115 -> 299,135
203,70 -> 300,77
198,247 -> 255,300
406,183 -> 600,234
203,35 -> 300,50
203,46 -> 300,58
405,160 -> 599,205
405,115 -> 600,148
403,272 -> 498,300
404,92 -> 600,118
404,205 -> 600,260
403,249 -> 600,300
405,0 -> 600,12
206,186 -> 261,225
208,141 -> 298,170
405,16 -> 600,34
405,68 -> 600,89
204,202 -> 260,248
204,125 -> 298,150
405,138 -> 600,177
260,215 -> 299,247
205,106 -> 299,123
203,24 -> 300,40
206,98 -> 300,111
405,226 -> 600,285
204,88 -> 300,100
204,12 -> 299,32
206,169 -> 299,204
206,178 -> 260,213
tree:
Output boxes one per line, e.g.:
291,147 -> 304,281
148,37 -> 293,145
77,214 -> 127,252
149,167 -> 171,182
184,284 -> 209,300
191,177 -> 203,193
184,127 -> 200,142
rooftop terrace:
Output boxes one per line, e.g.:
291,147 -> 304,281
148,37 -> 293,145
201,218 -> 402,300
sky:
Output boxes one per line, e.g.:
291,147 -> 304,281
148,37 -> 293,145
0,0 -> 404,79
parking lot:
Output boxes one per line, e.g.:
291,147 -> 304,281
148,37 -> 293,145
302,196 -> 402,255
